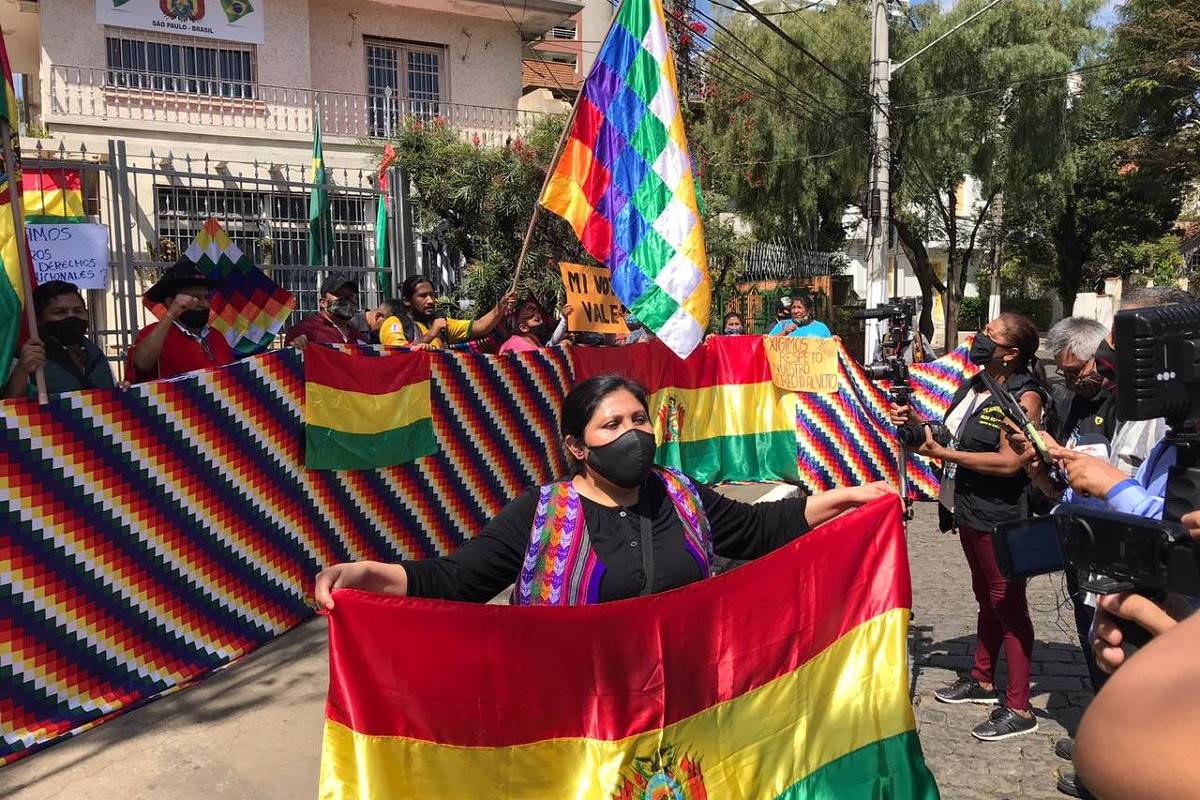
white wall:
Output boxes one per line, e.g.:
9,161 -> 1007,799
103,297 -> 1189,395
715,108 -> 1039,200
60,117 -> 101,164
307,0 -> 523,109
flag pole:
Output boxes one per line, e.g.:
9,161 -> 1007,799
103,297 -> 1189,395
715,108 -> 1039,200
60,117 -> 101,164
1,118 -> 46,403
509,95 -> 582,294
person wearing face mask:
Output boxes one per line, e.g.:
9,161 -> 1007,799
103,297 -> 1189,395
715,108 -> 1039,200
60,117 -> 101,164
768,296 -> 832,339
314,374 -> 893,607
284,275 -> 369,349
126,260 -> 235,383
379,275 -> 517,350
4,281 -> 117,399
891,312 -> 1048,741
498,301 -> 573,354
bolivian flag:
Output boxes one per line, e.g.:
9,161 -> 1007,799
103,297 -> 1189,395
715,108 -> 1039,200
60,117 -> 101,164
319,495 -> 939,799
572,336 -> 799,483
304,346 -> 437,470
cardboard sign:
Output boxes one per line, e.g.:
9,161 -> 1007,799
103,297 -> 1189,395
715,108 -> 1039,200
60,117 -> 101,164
27,223 -> 110,290
764,336 -> 840,393
96,0 -> 266,45
559,262 -> 629,334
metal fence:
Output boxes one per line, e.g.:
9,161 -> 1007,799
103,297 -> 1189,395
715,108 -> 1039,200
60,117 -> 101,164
23,140 -> 424,366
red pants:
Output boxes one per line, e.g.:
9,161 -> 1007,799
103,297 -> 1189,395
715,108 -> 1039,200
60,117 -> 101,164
959,525 -> 1034,710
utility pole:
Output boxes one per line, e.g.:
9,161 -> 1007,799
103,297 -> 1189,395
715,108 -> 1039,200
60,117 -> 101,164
864,0 -> 891,364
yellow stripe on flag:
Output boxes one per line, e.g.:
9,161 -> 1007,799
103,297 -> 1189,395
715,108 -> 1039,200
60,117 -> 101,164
306,379 -> 432,436
318,608 -> 914,800
650,381 -> 796,443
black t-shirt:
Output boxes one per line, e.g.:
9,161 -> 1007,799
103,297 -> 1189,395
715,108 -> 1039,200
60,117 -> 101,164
949,371 -> 1046,531
402,478 -> 811,603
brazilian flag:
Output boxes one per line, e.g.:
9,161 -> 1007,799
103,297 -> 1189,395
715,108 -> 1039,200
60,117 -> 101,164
221,0 -> 253,23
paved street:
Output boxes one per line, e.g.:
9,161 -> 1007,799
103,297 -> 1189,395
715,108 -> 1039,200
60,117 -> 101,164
908,502 -> 1090,800
2,494 -> 1091,799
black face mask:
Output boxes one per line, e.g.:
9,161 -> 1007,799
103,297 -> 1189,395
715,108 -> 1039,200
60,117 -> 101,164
969,333 -> 999,366
585,428 -> 657,489
179,308 -> 210,330
42,316 -> 89,346
1067,369 -> 1104,399
1094,340 -> 1118,382
723,327 -> 743,336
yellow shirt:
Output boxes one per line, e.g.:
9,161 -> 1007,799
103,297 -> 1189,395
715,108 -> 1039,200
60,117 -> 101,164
378,315 -> 473,349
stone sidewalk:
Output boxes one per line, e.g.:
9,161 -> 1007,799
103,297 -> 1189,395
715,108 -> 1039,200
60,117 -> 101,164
2,496 -> 1093,799
907,502 -> 1092,800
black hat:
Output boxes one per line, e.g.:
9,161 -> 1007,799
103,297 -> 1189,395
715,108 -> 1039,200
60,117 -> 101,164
319,275 -> 359,297
144,258 -> 221,305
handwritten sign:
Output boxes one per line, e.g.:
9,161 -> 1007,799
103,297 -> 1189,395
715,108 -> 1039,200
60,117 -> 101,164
96,0 -> 266,45
559,262 -> 629,334
763,336 -> 840,393
27,223 -> 110,290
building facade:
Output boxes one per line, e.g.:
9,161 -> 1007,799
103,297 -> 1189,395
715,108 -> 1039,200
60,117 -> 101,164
2,0 -> 579,363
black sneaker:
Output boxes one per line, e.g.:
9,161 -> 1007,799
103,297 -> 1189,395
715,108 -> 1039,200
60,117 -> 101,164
934,677 -> 1000,705
1055,738 -> 1075,761
1057,769 -> 1084,797
972,706 -> 1039,741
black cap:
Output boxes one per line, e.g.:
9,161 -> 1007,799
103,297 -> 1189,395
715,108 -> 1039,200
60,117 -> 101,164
144,257 -> 221,305
319,274 -> 359,297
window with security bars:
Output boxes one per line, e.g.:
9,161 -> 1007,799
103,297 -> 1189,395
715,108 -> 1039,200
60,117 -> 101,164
365,39 -> 445,137
105,28 -> 256,99
549,22 -> 577,40
154,186 -> 385,320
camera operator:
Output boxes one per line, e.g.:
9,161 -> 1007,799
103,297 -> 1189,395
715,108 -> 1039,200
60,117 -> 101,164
891,312 -> 1047,741
1074,508 -> 1200,799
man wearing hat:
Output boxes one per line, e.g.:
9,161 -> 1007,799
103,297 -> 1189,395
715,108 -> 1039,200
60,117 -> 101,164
284,274 -> 368,348
126,259 -> 236,383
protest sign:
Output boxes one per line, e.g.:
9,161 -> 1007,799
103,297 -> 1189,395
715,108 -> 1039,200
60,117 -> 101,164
558,262 -> 629,334
27,223 -> 109,290
763,336 -> 840,393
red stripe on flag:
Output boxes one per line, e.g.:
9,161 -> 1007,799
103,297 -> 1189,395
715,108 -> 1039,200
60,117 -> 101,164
305,345 -> 431,394
324,495 -> 910,746
571,97 -> 605,150
580,213 -> 614,263
21,169 -> 82,194
571,336 -> 777,392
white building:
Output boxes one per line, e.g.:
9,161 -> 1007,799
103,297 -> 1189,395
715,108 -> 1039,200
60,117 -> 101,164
1,0 -> 580,357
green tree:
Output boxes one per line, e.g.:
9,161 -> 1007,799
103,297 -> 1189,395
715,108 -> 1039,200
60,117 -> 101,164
693,0 -> 872,250
380,115 -> 742,328
891,0 -> 1101,345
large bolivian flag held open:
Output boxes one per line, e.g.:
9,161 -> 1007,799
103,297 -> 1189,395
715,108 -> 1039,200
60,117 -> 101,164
319,496 -> 940,799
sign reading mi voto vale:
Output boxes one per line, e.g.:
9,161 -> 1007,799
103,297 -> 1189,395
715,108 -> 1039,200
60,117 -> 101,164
97,0 -> 265,45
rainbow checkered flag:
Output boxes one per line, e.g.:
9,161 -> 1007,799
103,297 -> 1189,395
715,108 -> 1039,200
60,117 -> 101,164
185,218 -> 295,355
539,0 -> 710,359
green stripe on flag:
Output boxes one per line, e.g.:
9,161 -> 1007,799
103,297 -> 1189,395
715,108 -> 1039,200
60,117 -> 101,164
305,418 -> 437,471
629,227 -> 674,279
631,113 -> 669,165
776,732 -> 940,799
630,286 -> 679,331
655,429 -> 800,484
627,49 -> 661,104
617,0 -> 652,39
0,271 -> 19,384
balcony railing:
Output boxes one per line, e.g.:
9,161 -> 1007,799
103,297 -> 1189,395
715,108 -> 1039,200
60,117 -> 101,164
48,65 -> 549,147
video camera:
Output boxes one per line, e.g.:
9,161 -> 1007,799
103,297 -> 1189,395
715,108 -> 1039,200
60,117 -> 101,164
993,301 -> 1200,648
853,297 -> 918,325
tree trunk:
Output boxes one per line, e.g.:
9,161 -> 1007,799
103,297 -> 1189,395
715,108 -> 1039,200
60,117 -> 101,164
1053,201 -> 1086,317
894,217 -> 943,341
944,185 -> 961,349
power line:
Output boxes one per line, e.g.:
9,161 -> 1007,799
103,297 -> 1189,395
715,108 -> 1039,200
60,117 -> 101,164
688,5 -> 854,122
708,0 -> 829,17
721,0 -> 865,99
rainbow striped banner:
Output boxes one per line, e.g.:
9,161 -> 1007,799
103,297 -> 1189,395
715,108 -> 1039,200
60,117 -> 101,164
319,496 -> 938,799
0,346 -> 573,764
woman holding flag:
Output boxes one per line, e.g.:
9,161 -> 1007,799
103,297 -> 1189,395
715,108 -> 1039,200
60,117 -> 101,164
315,374 -> 893,607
